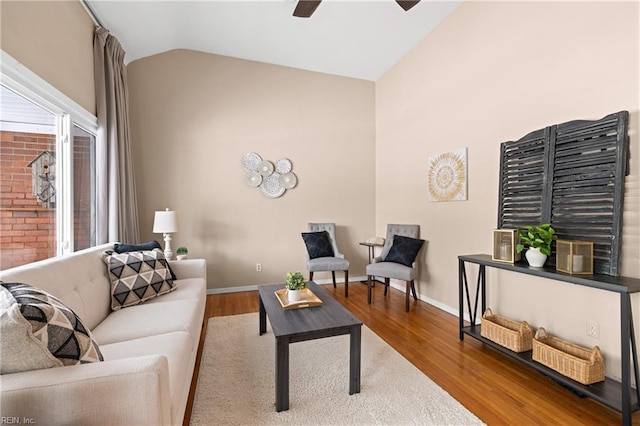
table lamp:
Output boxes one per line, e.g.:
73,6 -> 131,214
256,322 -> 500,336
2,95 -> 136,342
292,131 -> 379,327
152,208 -> 179,260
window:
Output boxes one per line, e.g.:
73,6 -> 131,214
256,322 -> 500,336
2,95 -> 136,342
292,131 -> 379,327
1,52 -> 98,269
73,125 -> 96,250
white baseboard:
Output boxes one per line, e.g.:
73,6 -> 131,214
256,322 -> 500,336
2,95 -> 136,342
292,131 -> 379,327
206,276 -> 368,294
382,281 -> 461,319
207,285 -> 259,294
206,278 -> 470,322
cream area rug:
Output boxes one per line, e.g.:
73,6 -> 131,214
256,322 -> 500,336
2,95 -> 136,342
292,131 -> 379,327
190,314 -> 484,425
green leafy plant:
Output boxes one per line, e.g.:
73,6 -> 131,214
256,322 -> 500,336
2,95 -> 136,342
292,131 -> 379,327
516,224 -> 557,256
285,271 -> 306,291
176,246 -> 188,255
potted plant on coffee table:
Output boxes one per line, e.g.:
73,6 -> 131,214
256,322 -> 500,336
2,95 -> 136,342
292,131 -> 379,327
285,271 -> 306,302
176,246 -> 188,260
516,223 -> 557,267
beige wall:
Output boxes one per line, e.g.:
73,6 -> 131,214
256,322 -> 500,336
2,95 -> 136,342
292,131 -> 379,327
376,1 -> 639,380
0,0 -> 95,114
127,50 -> 376,289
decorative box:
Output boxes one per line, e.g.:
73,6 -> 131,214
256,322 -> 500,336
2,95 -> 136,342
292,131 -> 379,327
492,229 -> 521,263
556,240 -> 593,274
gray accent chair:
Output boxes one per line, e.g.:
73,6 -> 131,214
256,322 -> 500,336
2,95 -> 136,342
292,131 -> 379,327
306,223 -> 350,297
366,224 -> 420,312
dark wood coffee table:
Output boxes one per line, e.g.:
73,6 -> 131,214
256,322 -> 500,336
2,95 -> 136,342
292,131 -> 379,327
258,281 -> 362,412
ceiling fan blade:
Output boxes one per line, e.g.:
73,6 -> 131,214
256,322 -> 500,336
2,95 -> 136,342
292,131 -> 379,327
293,0 -> 322,18
396,0 -> 420,12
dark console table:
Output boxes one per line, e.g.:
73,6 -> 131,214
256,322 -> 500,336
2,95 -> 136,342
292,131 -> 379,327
458,254 -> 640,425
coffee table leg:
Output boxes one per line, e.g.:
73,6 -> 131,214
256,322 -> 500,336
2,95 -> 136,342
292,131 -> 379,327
259,296 -> 266,335
275,336 -> 290,411
349,325 -> 361,395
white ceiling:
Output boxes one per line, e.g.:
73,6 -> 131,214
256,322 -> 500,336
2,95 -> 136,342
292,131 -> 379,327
86,0 -> 462,81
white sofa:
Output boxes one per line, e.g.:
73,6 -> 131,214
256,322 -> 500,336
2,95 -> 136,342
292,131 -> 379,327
0,243 -> 206,425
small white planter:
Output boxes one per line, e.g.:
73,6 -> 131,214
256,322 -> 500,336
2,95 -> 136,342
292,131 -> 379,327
176,254 -> 188,261
525,247 -> 547,267
287,289 -> 304,302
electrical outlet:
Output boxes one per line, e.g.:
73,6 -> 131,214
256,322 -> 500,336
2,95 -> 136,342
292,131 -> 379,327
586,320 -> 600,338
256,263 -> 262,272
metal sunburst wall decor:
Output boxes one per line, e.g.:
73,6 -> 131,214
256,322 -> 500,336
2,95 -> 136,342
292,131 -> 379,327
427,147 -> 467,202
241,152 -> 298,198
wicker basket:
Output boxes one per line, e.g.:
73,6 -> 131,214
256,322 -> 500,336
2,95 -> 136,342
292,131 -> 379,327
480,308 -> 533,353
533,327 -> 605,385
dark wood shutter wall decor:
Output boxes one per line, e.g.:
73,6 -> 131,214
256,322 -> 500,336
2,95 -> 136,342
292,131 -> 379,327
497,111 -> 629,276
498,127 -> 549,229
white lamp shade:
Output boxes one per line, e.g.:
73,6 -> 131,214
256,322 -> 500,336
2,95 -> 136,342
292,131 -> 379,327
153,209 -> 179,233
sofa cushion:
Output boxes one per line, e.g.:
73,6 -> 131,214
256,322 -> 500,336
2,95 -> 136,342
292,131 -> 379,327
100,331 -> 193,418
383,235 -> 425,267
145,278 -> 206,305
92,298 -> 203,347
114,241 -> 177,281
0,282 -> 104,374
301,231 -> 334,259
101,249 -> 176,310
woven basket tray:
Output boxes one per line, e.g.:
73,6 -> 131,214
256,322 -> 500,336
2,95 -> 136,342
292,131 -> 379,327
480,308 -> 533,353
533,327 -> 605,385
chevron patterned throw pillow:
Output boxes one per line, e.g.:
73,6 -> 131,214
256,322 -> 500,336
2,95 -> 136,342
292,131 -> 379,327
0,281 -> 104,374
102,248 -> 176,310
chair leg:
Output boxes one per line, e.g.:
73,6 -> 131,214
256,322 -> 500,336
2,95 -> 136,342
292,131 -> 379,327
367,276 -> 372,304
384,278 -> 390,296
309,271 -> 314,282
344,270 -> 349,298
405,281 -> 411,312
331,271 -> 337,288
410,280 -> 418,300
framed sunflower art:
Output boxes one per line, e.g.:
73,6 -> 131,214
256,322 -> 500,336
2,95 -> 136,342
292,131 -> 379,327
427,148 -> 467,202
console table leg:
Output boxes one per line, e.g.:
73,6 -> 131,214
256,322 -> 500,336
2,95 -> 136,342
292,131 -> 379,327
480,266 -> 486,315
628,297 -> 640,405
459,259 -> 465,340
621,293 -> 631,426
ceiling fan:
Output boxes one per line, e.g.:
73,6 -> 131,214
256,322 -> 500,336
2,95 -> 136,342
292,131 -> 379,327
293,0 -> 421,18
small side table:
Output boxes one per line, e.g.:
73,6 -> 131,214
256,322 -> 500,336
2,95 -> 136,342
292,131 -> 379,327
359,242 -> 384,285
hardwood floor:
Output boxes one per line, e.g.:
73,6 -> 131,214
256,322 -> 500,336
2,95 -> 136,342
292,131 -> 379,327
184,282 -> 640,425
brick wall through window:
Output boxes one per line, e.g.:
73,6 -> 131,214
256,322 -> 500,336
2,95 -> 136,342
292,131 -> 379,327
1,131 -> 56,269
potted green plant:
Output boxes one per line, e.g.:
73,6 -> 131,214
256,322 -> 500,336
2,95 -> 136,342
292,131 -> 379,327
176,246 -> 188,261
516,223 -> 557,267
285,271 -> 306,301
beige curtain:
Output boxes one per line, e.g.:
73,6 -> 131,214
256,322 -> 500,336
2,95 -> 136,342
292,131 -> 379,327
94,27 -> 140,243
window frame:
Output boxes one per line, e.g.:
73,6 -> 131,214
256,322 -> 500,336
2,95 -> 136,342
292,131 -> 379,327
1,50 -> 98,257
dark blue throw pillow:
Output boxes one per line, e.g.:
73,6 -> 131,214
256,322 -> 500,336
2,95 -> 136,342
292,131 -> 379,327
384,235 -> 424,267
301,231 -> 335,259
114,240 -> 162,254
113,240 -> 177,280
